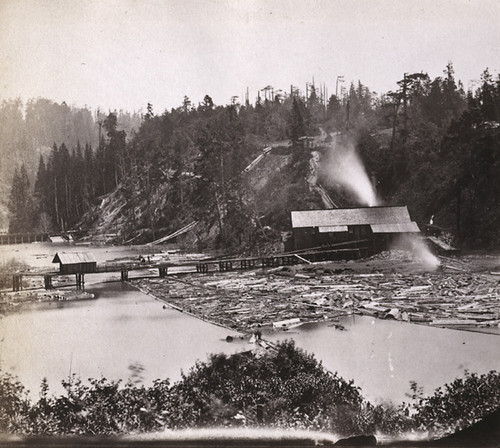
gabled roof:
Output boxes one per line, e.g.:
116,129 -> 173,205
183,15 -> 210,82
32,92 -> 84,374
291,206 -> 414,229
52,252 -> 96,265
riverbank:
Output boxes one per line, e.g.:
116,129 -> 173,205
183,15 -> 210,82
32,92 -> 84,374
132,252 -> 500,335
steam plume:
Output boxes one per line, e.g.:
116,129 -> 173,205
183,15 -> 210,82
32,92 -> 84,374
320,138 -> 378,207
392,234 -> 441,270
409,236 -> 441,270
319,134 -> 440,270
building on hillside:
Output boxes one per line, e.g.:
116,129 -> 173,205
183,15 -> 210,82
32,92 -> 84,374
289,206 -> 420,254
52,252 -> 97,275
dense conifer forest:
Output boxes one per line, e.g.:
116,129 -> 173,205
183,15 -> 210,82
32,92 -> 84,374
2,64 -> 499,249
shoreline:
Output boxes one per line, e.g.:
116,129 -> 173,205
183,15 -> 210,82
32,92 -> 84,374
0,288 -> 96,315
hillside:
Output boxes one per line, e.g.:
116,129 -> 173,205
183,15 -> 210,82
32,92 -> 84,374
80,140 -> 321,252
3,66 -> 500,250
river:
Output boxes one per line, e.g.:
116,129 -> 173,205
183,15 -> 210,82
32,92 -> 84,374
0,243 -> 499,405
0,281 -> 247,399
0,243 -> 247,398
264,316 -> 499,404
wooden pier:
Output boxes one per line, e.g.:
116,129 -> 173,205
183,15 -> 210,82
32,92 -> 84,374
196,248 -> 361,273
11,247 -> 361,292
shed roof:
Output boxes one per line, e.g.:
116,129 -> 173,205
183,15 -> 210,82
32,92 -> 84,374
291,206 -> 414,228
370,222 -> 420,234
52,252 -> 96,265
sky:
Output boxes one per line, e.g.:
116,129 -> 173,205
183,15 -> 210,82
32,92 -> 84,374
1,0 -> 499,113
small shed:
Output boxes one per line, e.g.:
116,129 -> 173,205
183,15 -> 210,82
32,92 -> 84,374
52,252 -> 97,275
290,206 -> 420,254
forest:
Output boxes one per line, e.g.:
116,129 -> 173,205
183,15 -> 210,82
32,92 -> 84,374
2,63 -> 500,250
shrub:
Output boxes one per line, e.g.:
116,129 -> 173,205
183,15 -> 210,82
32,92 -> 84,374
1,346 -> 498,437
413,370 -> 500,435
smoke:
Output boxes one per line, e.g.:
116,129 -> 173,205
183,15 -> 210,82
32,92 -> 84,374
320,138 -> 378,207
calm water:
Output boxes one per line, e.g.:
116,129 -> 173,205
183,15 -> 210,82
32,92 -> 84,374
0,281 -> 247,398
1,243 -> 499,404
264,317 -> 500,404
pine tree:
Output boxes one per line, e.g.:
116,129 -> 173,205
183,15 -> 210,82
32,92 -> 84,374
33,154 -> 54,232
288,98 -> 307,144
8,164 -> 34,233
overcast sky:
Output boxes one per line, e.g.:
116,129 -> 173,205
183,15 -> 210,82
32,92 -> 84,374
1,0 -> 499,113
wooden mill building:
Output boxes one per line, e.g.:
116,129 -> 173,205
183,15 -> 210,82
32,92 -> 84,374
52,252 -> 97,275
289,206 -> 420,254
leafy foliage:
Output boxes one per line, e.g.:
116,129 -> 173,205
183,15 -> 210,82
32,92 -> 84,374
165,341 -> 364,433
413,370 -> 500,434
2,342 -> 498,437
0,258 -> 28,289
0,370 -> 30,433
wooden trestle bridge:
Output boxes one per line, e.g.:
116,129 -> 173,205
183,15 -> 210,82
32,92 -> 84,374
11,247 -> 361,292
0,232 -> 49,245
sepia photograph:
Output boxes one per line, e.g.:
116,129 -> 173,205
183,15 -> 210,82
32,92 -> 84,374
0,0 -> 499,446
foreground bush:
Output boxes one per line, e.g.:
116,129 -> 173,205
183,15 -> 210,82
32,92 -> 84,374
0,341 -> 498,437
164,340 -> 365,434
413,370 -> 500,434
0,370 -> 31,432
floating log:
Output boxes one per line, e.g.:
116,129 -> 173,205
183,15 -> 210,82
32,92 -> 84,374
431,319 -> 479,326
444,264 -> 466,271
273,318 -> 301,329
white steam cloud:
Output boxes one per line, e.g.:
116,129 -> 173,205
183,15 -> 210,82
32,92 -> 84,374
409,236 -> 441,270
320,138 -> 378,207
318,134 -> 440,270
392,234 -> 441,270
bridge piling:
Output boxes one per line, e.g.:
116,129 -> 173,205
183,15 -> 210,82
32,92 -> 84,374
196,263 -> 209,273
76,273 -> 85,290
0,232 -> 49,245
12,275 -> 22,292
219,261 -> 233,272
44,275 -> 53,290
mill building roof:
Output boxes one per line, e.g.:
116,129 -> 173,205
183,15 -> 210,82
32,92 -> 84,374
291,206 -> 418,232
